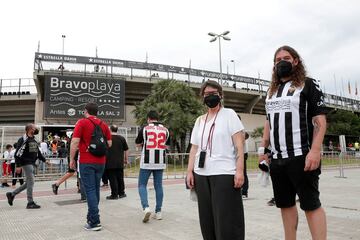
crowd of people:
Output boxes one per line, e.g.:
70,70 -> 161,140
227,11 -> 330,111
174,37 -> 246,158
2,45 -> 332,239
327,140 -> 360,152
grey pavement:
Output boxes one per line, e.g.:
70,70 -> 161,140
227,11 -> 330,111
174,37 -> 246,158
0,168 -> 360,240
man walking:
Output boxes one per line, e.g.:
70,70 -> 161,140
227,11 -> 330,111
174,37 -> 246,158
105,125 -> 129,200
135,110 -> 170,223
6,123 -> 48,209
70,103 -> 112,231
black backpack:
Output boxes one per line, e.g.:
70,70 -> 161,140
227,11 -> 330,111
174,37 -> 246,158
87,118 -> 108,157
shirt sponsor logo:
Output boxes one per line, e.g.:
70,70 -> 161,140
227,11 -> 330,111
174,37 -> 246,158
266,99 -> 291,112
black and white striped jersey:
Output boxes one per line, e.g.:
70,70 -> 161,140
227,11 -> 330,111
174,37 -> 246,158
265,78 -> 327,159
135,122 -> 170,169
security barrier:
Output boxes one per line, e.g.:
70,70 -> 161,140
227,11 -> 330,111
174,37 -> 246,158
1,151 -> 359,183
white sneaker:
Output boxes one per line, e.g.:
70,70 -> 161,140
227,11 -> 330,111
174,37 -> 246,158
143,207 -> 151,223
152,211 -> 162,220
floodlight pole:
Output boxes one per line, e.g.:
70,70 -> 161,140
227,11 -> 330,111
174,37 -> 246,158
61,35 -> 66,74
208,31 -> 230,85
218,37 -> 223,84
231,59 -> 236,75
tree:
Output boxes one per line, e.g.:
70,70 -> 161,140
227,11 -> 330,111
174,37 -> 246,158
326,109 -> 360,136
133,80 -> 205,153
251,126 -> 264,139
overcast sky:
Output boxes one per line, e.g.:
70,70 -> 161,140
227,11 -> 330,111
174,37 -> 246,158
1,0 -> 359,98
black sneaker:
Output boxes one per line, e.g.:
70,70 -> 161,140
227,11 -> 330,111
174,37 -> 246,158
118,193 -> 127,199
2,183 -> 10,187
26,202 -> 41,209
6,192 -> 14,206
52,183 -> 59,195
106,195 -> 118,200
84,223 -> 102,231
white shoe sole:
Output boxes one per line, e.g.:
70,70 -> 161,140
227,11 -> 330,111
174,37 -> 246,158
152,215 -> 162,220
84,226 -> 102,231
143,211 -> 151,223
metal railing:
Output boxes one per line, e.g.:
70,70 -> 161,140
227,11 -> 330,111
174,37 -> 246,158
1,151 -> 359,183
1,74 -> 359,112
0,78 -> 36,96
124,153 -> 189,179
0,156 -> 69,182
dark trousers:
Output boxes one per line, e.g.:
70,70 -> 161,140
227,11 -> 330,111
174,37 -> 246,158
242,153 -> 248,195
78,176 -> 86,200
107,168 -> 125,196
10,163 -> 24,186
194,173 -> 245,240
102,170 -> 108,185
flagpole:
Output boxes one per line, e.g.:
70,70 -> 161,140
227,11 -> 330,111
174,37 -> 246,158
188,59 -> 191,84
333,74 -> 338,96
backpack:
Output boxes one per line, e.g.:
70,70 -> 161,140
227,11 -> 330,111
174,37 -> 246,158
87,118 -> 108,157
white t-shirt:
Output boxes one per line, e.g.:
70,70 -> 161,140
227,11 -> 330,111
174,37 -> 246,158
10,149 -> 16,163
4,150 -> 14,164
40,142 -> 48,155
190,108 -> 244,176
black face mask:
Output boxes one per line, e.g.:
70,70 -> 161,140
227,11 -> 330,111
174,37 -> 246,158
33,128 -> 39,135
204,94 -> 221,108
276,60 -> 293,78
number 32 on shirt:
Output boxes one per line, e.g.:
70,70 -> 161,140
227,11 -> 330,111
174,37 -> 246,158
146,130 -> 167,150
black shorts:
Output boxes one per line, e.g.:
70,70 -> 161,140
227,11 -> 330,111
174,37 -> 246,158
270,155 -> 321,211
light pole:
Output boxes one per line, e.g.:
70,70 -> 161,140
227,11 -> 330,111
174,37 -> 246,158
208,31 -> 231,84
230,59 -> 236,75
61,35 -> 66,73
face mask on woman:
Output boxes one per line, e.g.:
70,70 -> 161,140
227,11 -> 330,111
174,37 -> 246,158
276,60 -> 293,78
204,94 -> 221,108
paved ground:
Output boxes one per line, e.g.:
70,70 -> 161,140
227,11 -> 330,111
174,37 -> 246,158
0,168 -> 359,240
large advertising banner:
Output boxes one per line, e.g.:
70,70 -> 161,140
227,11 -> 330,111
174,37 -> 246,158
44,75 -> 125,120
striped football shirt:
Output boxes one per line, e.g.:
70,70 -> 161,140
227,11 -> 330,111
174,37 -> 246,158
265,77 -> 327,159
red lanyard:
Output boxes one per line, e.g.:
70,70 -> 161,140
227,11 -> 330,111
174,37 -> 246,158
200,109 -> 220,156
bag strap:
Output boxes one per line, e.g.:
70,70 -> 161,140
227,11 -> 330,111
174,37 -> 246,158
86,117 -> 102,127
85,118 -> 107,143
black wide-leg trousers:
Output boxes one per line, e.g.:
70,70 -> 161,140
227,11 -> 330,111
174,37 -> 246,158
194,173 -> 245,240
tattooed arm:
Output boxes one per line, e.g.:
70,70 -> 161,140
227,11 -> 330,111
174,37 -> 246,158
304,115 -> 327,171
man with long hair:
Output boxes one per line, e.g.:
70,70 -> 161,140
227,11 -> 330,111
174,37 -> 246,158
259,46 -> 327,240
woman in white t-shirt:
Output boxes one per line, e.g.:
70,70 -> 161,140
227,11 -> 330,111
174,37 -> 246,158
186,80 -> 245,240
